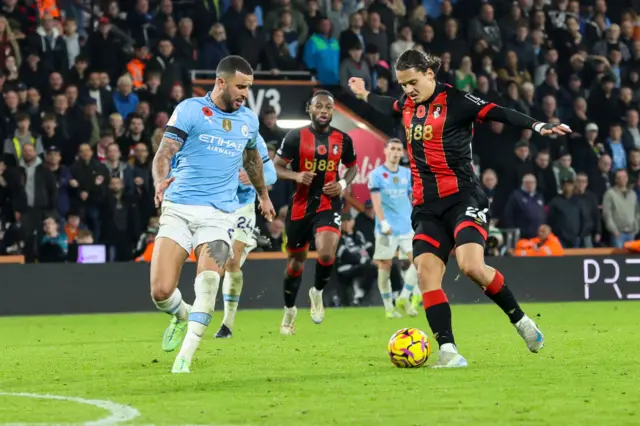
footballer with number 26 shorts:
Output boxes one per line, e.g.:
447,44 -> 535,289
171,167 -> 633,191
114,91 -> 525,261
349,49 -> 572,368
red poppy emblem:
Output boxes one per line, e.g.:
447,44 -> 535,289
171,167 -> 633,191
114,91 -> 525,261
202,107 -> 213,117
317,145 -> 327,155
382,172 -> 389,179
416,105 -> 426,118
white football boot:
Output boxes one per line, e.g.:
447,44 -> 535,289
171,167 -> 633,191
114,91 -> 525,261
431,344 -> 468,369
514,315 -> 545,353
309,288 -> 325,324
280,306 -> 297,335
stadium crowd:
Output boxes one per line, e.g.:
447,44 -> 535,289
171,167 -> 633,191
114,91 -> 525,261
0,0 -> 639,266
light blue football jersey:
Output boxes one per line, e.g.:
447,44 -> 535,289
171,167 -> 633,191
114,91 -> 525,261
368,165 -> 413,236
237,134 -> 277,207
163,92 -> 260,213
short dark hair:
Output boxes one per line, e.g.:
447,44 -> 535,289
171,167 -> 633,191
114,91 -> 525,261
42,113 -> 56,122
307,90 -> 334,109
216,55 -> 253,78
14,112 -> 30,123
395,49 -> 441,74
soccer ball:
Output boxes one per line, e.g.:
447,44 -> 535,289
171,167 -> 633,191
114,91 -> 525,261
388,328 -> 431,368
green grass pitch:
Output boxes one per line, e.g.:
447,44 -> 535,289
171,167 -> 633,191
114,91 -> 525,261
1,302 -> 639,425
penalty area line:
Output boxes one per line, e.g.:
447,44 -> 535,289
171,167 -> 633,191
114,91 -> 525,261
0,392 -> 140,426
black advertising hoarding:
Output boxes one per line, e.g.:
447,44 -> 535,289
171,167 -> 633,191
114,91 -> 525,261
192,80 -> 314,119
1,256 -> 639,316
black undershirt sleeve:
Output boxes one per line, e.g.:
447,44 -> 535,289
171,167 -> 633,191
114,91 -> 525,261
367,92 -> 399,116
482,105 -> 538,130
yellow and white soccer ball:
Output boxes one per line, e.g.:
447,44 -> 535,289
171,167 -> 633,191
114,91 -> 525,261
387,328 -> 431,368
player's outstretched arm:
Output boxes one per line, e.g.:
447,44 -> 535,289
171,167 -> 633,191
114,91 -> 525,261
483,105 -> 571,136
348,77 -> 398,116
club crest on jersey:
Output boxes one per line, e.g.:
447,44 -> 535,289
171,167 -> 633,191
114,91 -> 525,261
433,104 -> 442,119
241,124 -> 249,137
222,119 -> 232,132
393,176 -> 399,184
332,144 -> 339,155
317,145 -> 327,155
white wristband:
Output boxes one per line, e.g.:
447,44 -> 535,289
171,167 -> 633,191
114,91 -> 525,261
338,179 -> 347,191
533,122 -> 545,133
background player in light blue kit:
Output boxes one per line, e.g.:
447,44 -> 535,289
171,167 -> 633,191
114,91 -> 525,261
368,138 -> 420,318
149,56 -> 276,374
214,134 -> 277,339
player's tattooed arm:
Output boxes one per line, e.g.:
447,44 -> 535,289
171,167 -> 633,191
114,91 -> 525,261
152,136 -> 183,183
243,148 -> 267,197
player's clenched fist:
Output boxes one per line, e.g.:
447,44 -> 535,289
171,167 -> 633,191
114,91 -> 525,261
322,181 -> 343,197
258,195 -> 276,222
296,171 -> 315,186
348,77 -> 368,99
154,176 -> 175,207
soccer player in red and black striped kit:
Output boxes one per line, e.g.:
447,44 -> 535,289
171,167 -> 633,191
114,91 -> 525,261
350,50 -> 572,367
273,90 -> 358,335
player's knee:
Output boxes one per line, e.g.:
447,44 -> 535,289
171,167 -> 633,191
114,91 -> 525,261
150,273 -> 176,302
377,259 -> 392,270
317,253 -> 335,266
415,256 -> 445,291
288,258 -> 305,273
458,259 -> 484,282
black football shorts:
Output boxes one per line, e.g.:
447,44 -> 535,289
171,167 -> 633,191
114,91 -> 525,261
285,209 -> 342,253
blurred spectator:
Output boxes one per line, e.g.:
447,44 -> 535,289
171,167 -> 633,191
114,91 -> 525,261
547,176 -> 585,248
390,24 -> 414,68
70,143 -> 109,241
104,144 -> 134,195
304,18 -> 339,85
0,16 -> 21,69
481,168 -> 497,206
455,56 -> 476,92
63,211 -> 86,243
628,149 -> 640,184
363,12 -> 388,63
623,109 -> 640,150
199,23 -> 230,71
263,28 -> 299,73
265,0 -> 308,45
440,18 -> 467,69
325,0 -> 352,41
335,211 -> 374,306
259,106 -> 286,143
43,145 -> 70,219
147,38 -> 191,98
603,169 -> 640,248
39,215 -> 68,262
468,3 -> 502,53
230,13 -> 265,70
102,176 -> 139,262
117,114 -> 146,158
552,152 -> 577,194
589,154 -> 614,203
502,173 -> 546,240
497,50 -> 531,91
340,40 -> 370,94
605,123 -> 629,172
28,14 -> 68,73
3,112 -> 43,167
532,150 -> 558,205
514,224 -> 564,256
10,143 -> 57,262
574,173 -> 602,248
174,18 -> 196,70
112,75 -> 139,120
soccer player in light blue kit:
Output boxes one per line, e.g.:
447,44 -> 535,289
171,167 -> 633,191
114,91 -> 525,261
368,138 -> 421,318
150,56 -> 275,373
213,134 -> 277,339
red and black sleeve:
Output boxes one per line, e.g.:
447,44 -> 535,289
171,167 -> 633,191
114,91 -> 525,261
341,133 -> 357,167
454,89 -> 538,129
276,128 -> 301,163
367,93 -> 406,118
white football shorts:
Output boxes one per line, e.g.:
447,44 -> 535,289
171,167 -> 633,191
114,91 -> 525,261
232,202 -> 258,266
157,201 -> 235,254
373,231 -> 414,260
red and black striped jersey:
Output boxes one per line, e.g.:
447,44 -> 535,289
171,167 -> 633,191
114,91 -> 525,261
393,82 -> 497,206
277,126 -> 357,220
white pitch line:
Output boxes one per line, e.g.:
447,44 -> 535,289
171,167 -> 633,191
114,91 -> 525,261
0,392 -> 140,426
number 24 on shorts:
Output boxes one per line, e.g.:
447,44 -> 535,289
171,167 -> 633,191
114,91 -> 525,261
237,216 -> 253,230
465,207 -> 488,224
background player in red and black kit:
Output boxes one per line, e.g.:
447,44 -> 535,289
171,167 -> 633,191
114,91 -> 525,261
349,49 -> 572,368
273,90 -> 358,335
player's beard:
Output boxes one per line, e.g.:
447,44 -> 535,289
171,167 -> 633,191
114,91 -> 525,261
221,89 -> 236,111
